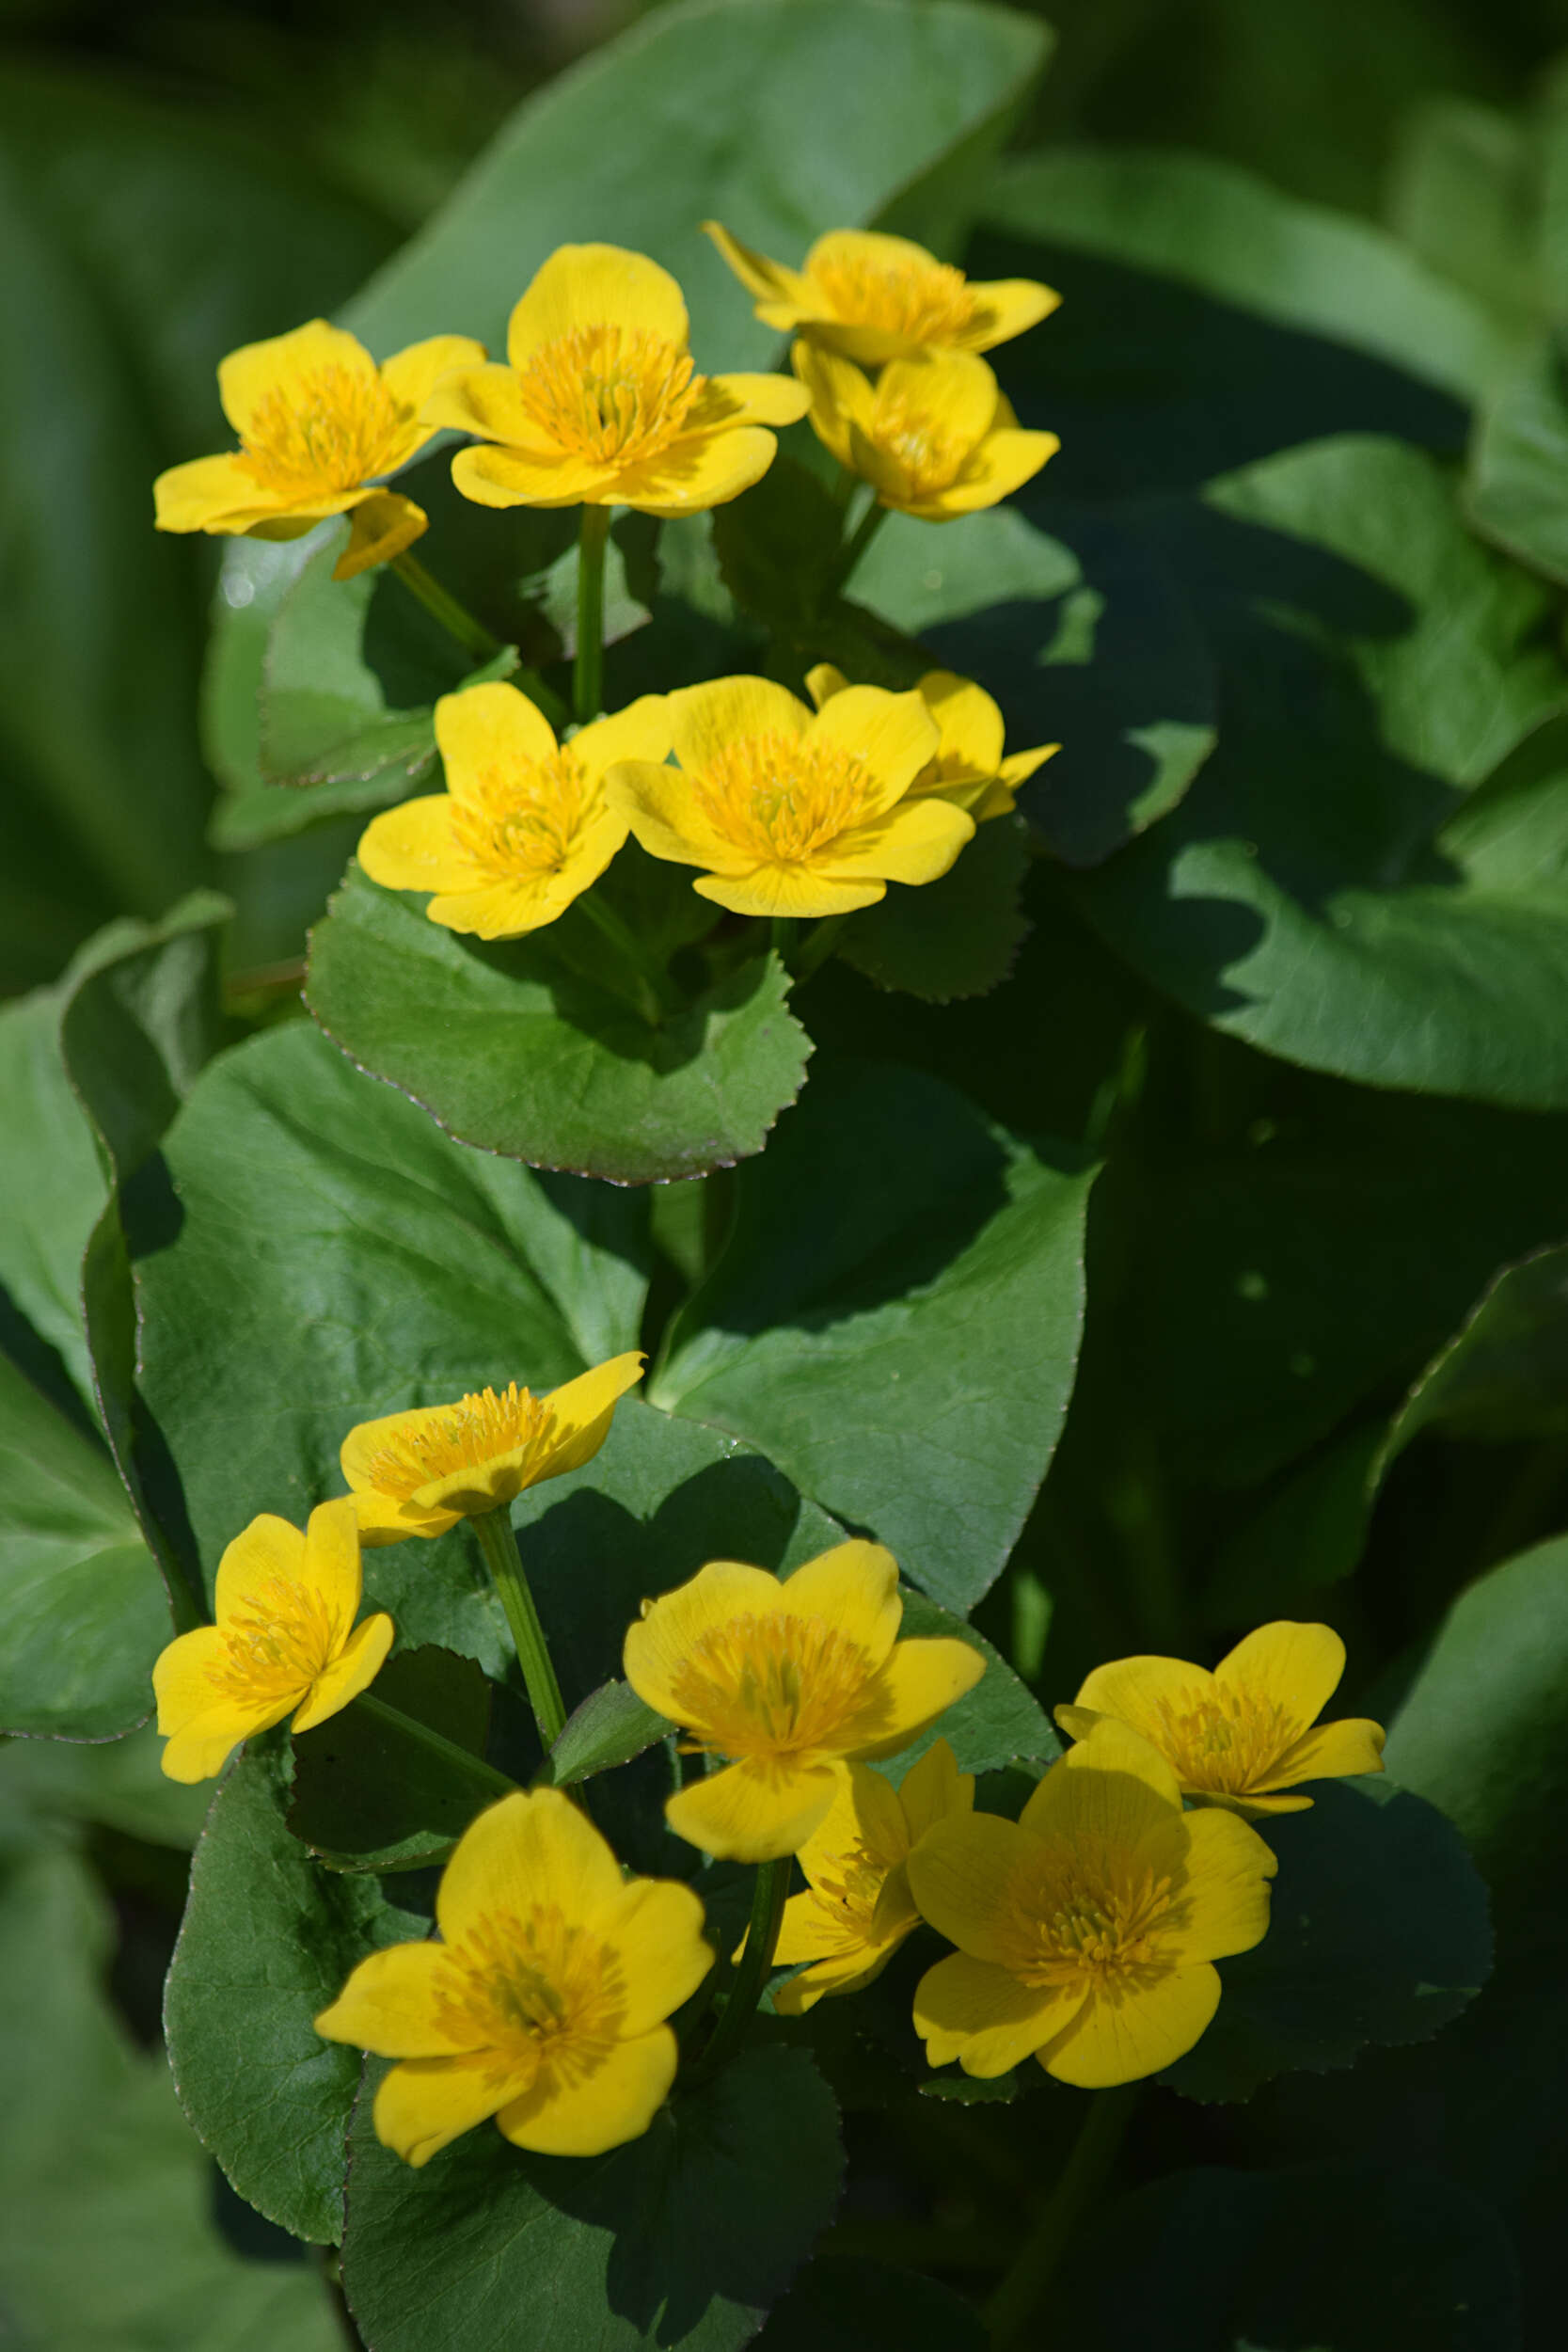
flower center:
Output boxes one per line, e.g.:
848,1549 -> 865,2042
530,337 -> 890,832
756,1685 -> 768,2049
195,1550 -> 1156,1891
812,252 -> 977,344
809,1838 -> 894,1944
1153,1684 -> 1298,1794
364,1383 -> 552,1503
691,732 -> 879,864
871,391 -> 971,499
435,1903 -> 626,2090
450,752 -> 594,881
1008,1843 -> 1179,1991
669,1612 -> 873,1760
206,1574 -> 335,1704
515,326 -> 703,466
237,365 -> 404,497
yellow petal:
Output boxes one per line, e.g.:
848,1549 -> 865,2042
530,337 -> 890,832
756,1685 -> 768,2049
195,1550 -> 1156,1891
420,360 -> 550,449
427,861 -> 610,941
380,333 -> 488,417
600,1881 -> 713,2036
843,1636 -> 985,1759
695,373 -> 812,429
877,350 -> 998,453
436,1788 -> 625,1946
1066,1653 -> 1213,1755
1043,1963 -> 1220,2089
1161,1809 -> 1276,1964
612,423 -> 783,517
314,1941 -> 461,2057
692,866 -> 885,918
791,340 -> 872,469
772,1947 -> 896,2015
1263,1715 -> 1386,1790
451,442 -> 614,510
498,2026 -> 676,2157
906,427 -> 1057,520
913,1950 -> 1077,2075
1021,1718 -> 1186,1849
153,1626 -> 295,1783
569,694 -> 673,785
532,1352 -> 645,1481
334,490 -> 426,581
605,759 -> 749,873
703,220 -> 810,311
669,674 -> 810,777
623,1559 -> 790,1720
305,1495 -> 367,1631
961,278 -> 1061,352
905,1809 -> 1034,1961
152,453 -> 283,534
373,2051 -> 525,2168
218,319 -> 375,438
799,1760 -> 910,1890
1216,1622 -> 1346,1733
815,796 -> 974,887
213,1511 -> 309,1622
804,663 -> 849,710
779,1539 -> 902,1674
356,796 -> 474,896
435,678 -> 560,792
293,1611 -> 394,1734
665,1756 -> 841,1862
507,245 -> 689,370
341,1444 -> 452,1548
773,1887 -> 855,1971
920,674 -> 1005,775
896,1738 -> 974,1848
807,685 -> 941,817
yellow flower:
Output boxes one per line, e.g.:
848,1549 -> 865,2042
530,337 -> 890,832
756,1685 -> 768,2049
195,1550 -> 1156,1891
805,664 -> 1057,821
1055,1622 -> 1387,1819
340,1354 -> 644,1546
151,319 -> 485,580
420,243 -> 809,516
356,682 -> 669,938
622,1542 -> 984,1862
793,342 -> 1056,520
152,1498 -> 393,1784
909,1718 -> 1276,2088
770,1740 -> 974,2013
605,674 -> 972,919
315,1788 -> 711,2165
704,222 -> 1058,365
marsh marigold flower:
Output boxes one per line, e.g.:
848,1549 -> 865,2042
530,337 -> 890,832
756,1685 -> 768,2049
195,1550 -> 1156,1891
341,1353 -> 644,1546
606,675 -> 972,919
769,1740 -> 974,2013
421,244 -> 808,516
806,664 -> 1057,822
794,342 -> 1055,520
356,680 -> 669,938
910,1718 -> 1276,2087
151,319 -> 484,580
1055,1621 -> 1386,1819
152,1498 -> 393,1783
704,223 -> 1058,365
623,1542 -> 984,1862
315,1788 -> 710,2164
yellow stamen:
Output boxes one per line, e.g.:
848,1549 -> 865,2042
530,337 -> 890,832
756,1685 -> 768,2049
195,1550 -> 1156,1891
1155,1685 -> 1298,1794
515,326 -> 702,466
871,392 -> 969,501
692,732 -> 879,864
434,1902 -> 626,2089
237,365 -> 404,497
450,753 -> 594,881
205,1574 -> 335,1704
1006,1842 -> 1180,1991
809,1838 -> 892,1942
813,252 -> 977,344
364,1384 -> 552,1503
670,1613 -> 873,1758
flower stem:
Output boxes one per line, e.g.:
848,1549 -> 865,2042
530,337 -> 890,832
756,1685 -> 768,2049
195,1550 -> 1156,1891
790,914 -> 847,983
832,498 -> 889,596
982,2088 -> 1135,2346
574,504 -> 612,723
353,1691 -> 518,1802
577,887 -> 680,1024
391,550 -> 505,665
768,916 -> 794,963
470,1507 -> 567,1751
693,1853 -> 791,2078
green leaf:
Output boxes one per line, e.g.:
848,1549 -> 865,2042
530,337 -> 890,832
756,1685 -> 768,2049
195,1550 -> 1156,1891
1161,1777 -> 1491,2104
755,2256 -> 988,2351
879,1593 -> 1056,1779
652,1060 -> 1095,1611
1386,96 -> 1543,332
835,816 -> 1032,1001
712,458 -> 847,635
544,1681 -> 673,1788
289,1646 -> 495,1873
0,980 -> 107,1406
0,1721 -> 207,1852
1466,339 -> 1568,588
917,2071 -> 1020,2107
341,2044 -> 844,2352
1076,435 -> 1568,1108
166,1743 -> 427,2245
305,865 -> 813,1184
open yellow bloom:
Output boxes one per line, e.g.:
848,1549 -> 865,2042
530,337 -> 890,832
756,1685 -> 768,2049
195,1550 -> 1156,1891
606,675 -> 972,919
341,1353 -> 644,1546
152,1498 -> 393,1783
704,223 -> 1058,366
421,244 -> 808,516
806,664 -> 1057,822
151,319 -> 484,580
793,342 -> 1056,520
315,1788 -> 710,2165
1055,1622 -> 1386,1819
910,1719 -> 1276,2088
356,682 -> 669,938
623,1542 -> 984,1862
769,1740 -> 974,2013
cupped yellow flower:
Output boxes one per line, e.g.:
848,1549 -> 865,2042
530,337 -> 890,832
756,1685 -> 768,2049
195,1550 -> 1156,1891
606,674 -> 972,919
769,1740 -> 974,2013
152,1498 -> 393,1784
341,1353 -> 644,1546
1055,1622 -> 1386,1819
315,1788 -> 711,2164
356,682 -> 669,939
420,244 -> 809,517
909,1718 -> 1276,2088
793,342 -> 1056,521
623,1542 -> 985,1863
806,664 -> 1057,822
704,223 -> 1058,366
151,320 -> 485,579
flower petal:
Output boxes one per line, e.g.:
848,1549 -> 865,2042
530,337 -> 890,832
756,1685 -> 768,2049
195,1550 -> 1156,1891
623,1559 -> 790,1721
908,427 -> 1057,519
334,490 -> 426,581
815,796 -> 974,886
420,360 -> 550,448
1160,1808 -> 1276,1963
611,424 -> 783,516
153,1626 -> 297,1784
703,220 -> 809,310
293,1611 -> 394,1734
905,1809 -> 1037,1962
356,797 -> 474,896
569,694 -> 673,785
1216,1621 -> 1346,1734
152,453 -> 282,534
920,674 -> 1006,774
799,1759 -> 910,1889
535,1353 -> 645,1481
380,334 -> 488,417
792,341 -> 873,469
804,663 -> 849,710
842,1636 -> 986,1759
807,685 -> 941,816
1262,1715 -> 1386,1790
696,373 -> 812,428
1043,1963 -> 1220,2089
1064,1653 -> 1214,1755
213,1512 -> 308,1622
314,1941 -> 459,2057
693,866 -> 884,918
303,1495 -> 367,1637
451,442 -> 614,510
435,678 -> 560,790
665,1756 -> 841,1862
1021,1719 -> 1185,1850
605,760 -> 748,872
599,1880 -> 713,2036
339,1414 -> 456,1548
772,1945 -> 898,2015
669,674 -> 810,776
428,823 -> 626,939
779,1539 -> 902,1674
896,1737 -> 974,1848
913,1950 -> 1078,2075
373,2052 -> 525,2168
508,245 -> 689,369
436,1789 -> 625,1946
498,2026 -> 676,2157
218,320 -> 375,437
877,349 -> 999,453
962,278 -> 1061,352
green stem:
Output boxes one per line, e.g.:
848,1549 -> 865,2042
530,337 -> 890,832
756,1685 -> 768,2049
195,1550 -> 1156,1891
768,916 -> 794,963
790,914 -> 847,983
693,1854 -> 791,2077
983,2089 -> 1134,2345
577,887 -> 680,1024
354,1691 -> 517,1802
470,1507 -> 567,1750
831,498 -> 889,596
391,550 -> 504,665
575,504 -> 612,723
